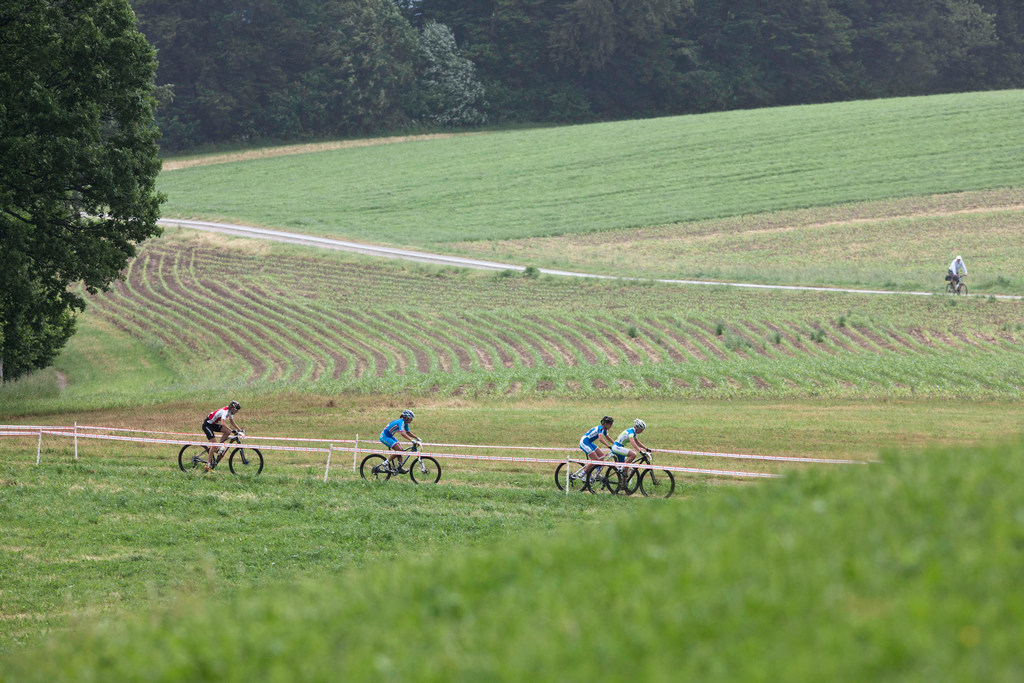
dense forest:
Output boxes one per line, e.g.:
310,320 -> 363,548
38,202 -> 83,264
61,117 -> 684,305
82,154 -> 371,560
132,0 -> 1024,152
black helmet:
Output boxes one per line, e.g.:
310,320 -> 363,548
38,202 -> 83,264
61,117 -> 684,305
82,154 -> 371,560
601,415 -> 614,425
229,400 -> 241,411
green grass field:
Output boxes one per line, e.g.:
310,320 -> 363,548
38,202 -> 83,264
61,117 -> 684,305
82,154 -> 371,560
3,431 -> 1023,679
3,92 -> 1024,678
158,90 -> 1024,248
451,190 -> 1024,292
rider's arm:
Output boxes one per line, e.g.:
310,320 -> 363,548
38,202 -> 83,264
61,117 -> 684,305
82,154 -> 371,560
227,415 -> 241,432
600,433 -> 615,447
630,435 -> 647,451
401,429 -> 420,443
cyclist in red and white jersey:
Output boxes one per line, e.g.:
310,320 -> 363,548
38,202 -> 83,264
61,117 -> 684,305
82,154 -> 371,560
202,400 -> 243,471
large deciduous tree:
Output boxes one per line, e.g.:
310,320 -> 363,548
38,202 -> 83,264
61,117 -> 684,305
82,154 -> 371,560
0,0 -> 164,383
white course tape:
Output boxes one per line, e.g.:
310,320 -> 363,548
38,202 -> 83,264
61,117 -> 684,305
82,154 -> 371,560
4,424 -> 855,478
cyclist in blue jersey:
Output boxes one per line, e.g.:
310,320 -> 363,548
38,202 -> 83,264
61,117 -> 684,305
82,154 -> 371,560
579,416 -> 615,478
611,419 -> 649,470
380,409 -> 421,473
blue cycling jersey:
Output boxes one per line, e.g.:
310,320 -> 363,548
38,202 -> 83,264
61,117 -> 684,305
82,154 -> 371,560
381,418 -> 407,441
580,424 -> 608,447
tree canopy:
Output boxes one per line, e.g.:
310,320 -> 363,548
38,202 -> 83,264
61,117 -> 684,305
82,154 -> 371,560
0,0 -> 164,382
133,0 -> 422,149
133,0 -> 1024,150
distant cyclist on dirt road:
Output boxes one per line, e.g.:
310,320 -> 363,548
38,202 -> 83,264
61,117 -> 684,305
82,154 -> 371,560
380,409 -> 422,473
946,255 -> 967,289
202,400 -> 243,471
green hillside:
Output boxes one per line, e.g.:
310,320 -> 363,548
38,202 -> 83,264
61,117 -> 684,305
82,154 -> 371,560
158,91 -> 1024,249
3,92 -> 1024,679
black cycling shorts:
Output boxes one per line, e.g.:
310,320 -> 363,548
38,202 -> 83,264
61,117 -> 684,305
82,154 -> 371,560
202,421 -> 224,439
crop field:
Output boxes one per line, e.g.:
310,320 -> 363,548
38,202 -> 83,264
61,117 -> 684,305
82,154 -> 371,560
157,90 -> 1024,251
32,228 -> 1018,410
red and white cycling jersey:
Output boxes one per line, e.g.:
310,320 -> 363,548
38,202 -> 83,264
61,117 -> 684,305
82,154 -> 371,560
206,407 -> 232,424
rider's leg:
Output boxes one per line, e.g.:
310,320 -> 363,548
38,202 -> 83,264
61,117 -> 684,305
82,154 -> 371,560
388,442 -> 406,468
584,447 -> 607,477
214,431 -> 232,464
203,421 -> 219,459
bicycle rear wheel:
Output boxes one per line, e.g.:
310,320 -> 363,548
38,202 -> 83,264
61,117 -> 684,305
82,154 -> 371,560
583,466 -> 619,494
620,466 -> 641,495
639,468 -> 675,498
554,462 -> 587,492
409,456 -> 441,484
360,453 -> 391,481
178,444 -> 209,472
229,447 -> 264,475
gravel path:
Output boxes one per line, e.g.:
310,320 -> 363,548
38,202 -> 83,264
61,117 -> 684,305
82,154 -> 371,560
159,218 -> 1022,301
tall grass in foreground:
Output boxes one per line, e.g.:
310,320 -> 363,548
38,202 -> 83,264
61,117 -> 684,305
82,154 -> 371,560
4,438 -> 1023,680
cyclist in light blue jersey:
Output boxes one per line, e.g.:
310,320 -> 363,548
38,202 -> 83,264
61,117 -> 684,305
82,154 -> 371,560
579,416 -> 615,478
611,419 -> 649,469
380,409 -> 421,473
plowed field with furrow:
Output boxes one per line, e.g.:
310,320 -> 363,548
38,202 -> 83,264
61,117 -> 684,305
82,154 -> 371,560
81,235 -> 1024,398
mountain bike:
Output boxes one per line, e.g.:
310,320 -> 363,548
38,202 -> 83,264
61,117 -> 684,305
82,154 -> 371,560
946,274 -> 967,295
616,450 -> 675,498
359,443 -> 442,484
178,431 -> 264,475
554,456 -> 621,494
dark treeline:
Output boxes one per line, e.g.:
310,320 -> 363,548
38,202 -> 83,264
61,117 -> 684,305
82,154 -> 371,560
133,0 -> 1024,152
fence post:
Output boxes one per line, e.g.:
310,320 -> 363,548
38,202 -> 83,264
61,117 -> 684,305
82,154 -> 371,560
74,422 -> 79,460
36,428 -> 42,465
324,445 -> 333,483
565,450 -> 570,494
352,434 -> 359,472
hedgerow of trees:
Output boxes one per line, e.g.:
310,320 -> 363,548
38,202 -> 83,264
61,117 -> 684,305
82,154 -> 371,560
134,0 -> 1024,151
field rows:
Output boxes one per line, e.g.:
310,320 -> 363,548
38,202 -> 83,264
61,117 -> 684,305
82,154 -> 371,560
82,236 -> 1024,397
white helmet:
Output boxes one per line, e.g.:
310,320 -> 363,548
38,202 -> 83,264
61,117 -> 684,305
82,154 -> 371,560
401,409 -> 415,420
956,255 -> 962,262
634,419 -> 646,430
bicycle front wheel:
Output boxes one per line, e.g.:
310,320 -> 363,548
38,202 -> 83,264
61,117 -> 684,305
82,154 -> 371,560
639,468 -> 675,498
957,283 -> 968,296
178,444 -> 209,472
360,453 -> 391,481
554,462 -> 587,492
229,447 -> 264,475
410,456 -> 441,484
